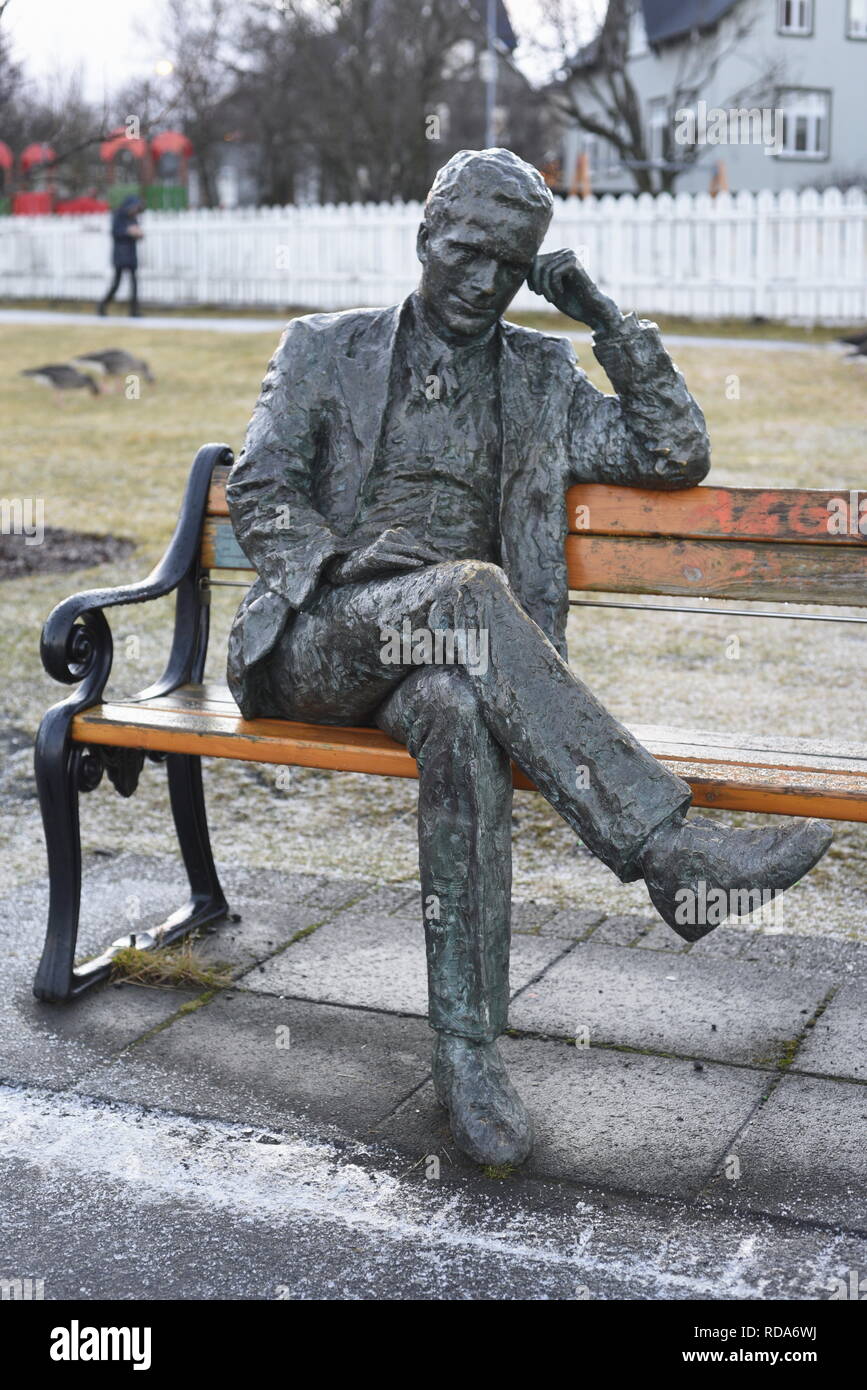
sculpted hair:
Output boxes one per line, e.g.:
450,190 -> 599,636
424,148 -> 554,232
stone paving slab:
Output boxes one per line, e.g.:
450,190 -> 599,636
509,941 -> 830,1067
4,852 -> 191,964
583,914 -> 651,947
702,1073 -> 867,1233
733,932 -> 864,979
536,907 -> 605,939
379,1036 -> 771,1198
687,926 -> 759,960
0,979 -> 201,1093
509,899 -> 559,933
634,923 -> 691,953
792,982 -> 867,1081
240,909 -> 571,1016
0,864 -> 204,1090
73,990 -> 434,1138
195,896 -> 339,976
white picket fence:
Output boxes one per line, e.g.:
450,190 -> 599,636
1,186 -> 865,323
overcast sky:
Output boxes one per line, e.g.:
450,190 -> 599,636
4,0 -> 163,97
4,0 -> 605,100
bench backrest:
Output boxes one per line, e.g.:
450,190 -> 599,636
203,465 -> 867,607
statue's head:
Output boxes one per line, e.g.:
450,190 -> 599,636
417,147 -> 553,343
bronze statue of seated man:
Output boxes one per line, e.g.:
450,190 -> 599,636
226,149 -> 831,1167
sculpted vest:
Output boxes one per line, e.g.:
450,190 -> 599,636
226,302 -> 578,720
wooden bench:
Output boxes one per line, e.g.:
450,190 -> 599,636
34,441 -> 867,1002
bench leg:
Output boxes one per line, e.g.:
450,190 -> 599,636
63,751 -> 233,995
165,752 -> 230,930
34,733 -> 232,1001
33,708 -> 93,1002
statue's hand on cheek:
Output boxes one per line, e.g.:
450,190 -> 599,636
528,249 -> 621,333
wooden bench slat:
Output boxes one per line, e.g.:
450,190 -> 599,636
72,687 -> 867,822
565,484 -> 866,544
201,518 -> 867,606
628,724 -> 867,775
208,469 -> 866,547
132,690 -> 867,776
207,464 -> 232,516
564,534 -> 867,605
201,517 -> 250,570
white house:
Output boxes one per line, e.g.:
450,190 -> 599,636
560,0 -> 867,194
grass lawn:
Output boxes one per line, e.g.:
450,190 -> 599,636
2,320 -> 866,939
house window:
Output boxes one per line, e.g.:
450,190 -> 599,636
601,139 -> 621,175
848,0 -> 867,38
629,9 -> 649,57
583,135 -> 620,177
647,98 -> 668,165
777,0 -> 813,34
777,89 -> 830,157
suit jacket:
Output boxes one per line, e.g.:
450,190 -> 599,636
226,297 -> 710,719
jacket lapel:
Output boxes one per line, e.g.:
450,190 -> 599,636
335,300 -> 406,487
498,321 -> 573,657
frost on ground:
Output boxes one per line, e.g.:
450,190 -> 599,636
0,1084 -> 855,1301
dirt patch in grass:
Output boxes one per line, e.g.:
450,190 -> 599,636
0,527 -> 134,580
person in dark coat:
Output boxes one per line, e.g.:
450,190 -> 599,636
97,195 -> 144,316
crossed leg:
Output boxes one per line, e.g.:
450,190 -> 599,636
264,559 -> 691,878
260,558 -> 831,1163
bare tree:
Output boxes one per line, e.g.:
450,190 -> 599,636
231,0 -> 550,206
539,0 -> 784,194
0,0 -> 113,188
158,0 -> 239,207
286,0 -> 488,204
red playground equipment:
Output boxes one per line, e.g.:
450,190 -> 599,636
0,128 -> 194,214
148,131 -> 193,209
13,142 -> 56,214
0,141 -> 12,213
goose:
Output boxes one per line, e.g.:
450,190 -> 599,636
21,364 -> 99,403
837,329 -> 867,348
843,338 -> 867,363
71,348 -> 155,391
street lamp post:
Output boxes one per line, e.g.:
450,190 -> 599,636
482,0 -> 497,148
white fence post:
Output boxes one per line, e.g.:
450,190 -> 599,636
0,189 -> 864,323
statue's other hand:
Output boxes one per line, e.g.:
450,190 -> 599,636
528,249 -> 620,333
329,528 -> 446,585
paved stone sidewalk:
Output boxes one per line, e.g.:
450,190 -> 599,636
1,851 -> 864,1300
0,307 -> 834,352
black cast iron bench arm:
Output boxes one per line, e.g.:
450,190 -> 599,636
32,443 -> 236,1003
39,443 -> 234,704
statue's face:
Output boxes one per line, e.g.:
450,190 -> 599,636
417,195 -> 547,343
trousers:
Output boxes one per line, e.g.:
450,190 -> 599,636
261,560 -> 691,1041
101,266 -> 139,312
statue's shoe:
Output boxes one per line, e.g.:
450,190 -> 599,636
432,1033 -> 533,1167
639,813 -> 833,943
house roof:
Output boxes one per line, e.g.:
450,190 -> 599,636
641,0 -> 740,45
495,0 -> 518,50
456,0 -> 518,51
567,0 -> 740,70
